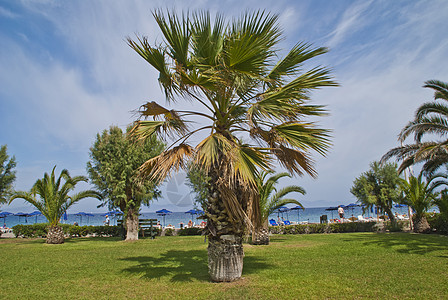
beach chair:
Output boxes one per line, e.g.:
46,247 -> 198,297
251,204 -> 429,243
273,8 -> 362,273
358,215 -> 371,222
269,219 -> 278,226
283,220 -> 291,225
348,216 -> 358,222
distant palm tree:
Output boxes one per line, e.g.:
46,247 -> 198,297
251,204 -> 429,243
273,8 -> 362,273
10,167 -> 101,244
252,171 -> 304,245
382,80 -> 448,176
128,10 -> 336,282
398,173 -> 438,233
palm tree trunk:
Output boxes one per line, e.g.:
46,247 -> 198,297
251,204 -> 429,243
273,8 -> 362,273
206,173 -> 244,282
413,215 -> 431,233
208,233 -> 244,282
125,207 -> 139,241
384,207 -> 396,225
251,227 -> 269,245
46,225 -> 65,244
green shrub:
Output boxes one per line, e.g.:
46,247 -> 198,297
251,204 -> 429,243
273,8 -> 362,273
164,228 -> 175,236
11,223 -> 121,238
269,222 -> 376,235
384,220 -> 407,232
427,213 -> 448,234
177,227 -> 202,236
12,223 -> 49,238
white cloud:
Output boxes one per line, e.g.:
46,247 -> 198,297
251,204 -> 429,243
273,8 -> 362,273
0,6 -> 18,18
327,0 -> 373,48
2,0 -> 448,213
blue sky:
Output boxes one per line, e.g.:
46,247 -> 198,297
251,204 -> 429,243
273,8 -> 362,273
1,0 -> 448,213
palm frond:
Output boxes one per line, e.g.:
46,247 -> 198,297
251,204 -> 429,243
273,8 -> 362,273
424,79 -> 448,101
126,36 -> 175,99
267,42 -> 328,87
273,123 -> 331,156
230,144 -> 271,185
153,9 -> 191,68
273,145 -> 317,177
415,102 -> 448,120
195,134 -> 233,169
224,11 -> 280,76
139,143 -> 194,184
190,11 -> 224,67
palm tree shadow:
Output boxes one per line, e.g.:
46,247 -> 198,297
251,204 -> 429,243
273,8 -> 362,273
343,233 -> 448,256
121,249 -> 272,282
121,250 -> 209,282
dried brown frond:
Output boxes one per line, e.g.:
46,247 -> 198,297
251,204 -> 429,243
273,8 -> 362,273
272,145 -> 317,178
139,143 -> 194,184
139,101 -> 170,118
217,182 -> 253,231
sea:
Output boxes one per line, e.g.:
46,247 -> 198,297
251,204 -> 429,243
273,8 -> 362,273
1,205 -> 428,228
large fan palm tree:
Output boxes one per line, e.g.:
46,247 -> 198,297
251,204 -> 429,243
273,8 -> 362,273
128,10 -> 336,282
9,167 -> 101,244
382,80 -> 448,176
252,171 -> 304,245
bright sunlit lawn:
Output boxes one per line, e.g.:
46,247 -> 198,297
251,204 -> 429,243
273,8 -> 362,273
1,232 -> 447,299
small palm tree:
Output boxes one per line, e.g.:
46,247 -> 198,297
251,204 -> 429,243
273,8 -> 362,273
383,80 -> 448,176
252,171 -> 304,245
9,166 -> 101,244
398,173 -> 437,233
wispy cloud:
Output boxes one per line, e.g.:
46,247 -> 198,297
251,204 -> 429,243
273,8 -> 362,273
2,0 -> 448,212
0,6 -> 18,18
327,0 -> 373,48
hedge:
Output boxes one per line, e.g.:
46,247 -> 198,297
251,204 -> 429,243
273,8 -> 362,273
269,222 -> 377,235
426,213 -> 448,235
12,223 -> 121,238
177,227 -> 203,236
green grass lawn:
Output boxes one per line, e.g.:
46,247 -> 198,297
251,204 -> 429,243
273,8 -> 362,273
1,233 -> 447,299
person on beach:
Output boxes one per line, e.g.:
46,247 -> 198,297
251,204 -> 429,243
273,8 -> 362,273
104,215 -> 110,226
338,206 -> 344,222
180,221 -> 184,229
188,220 -> 193,228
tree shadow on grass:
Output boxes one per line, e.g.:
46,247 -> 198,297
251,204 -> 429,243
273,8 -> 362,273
64,236 -> 123,244
120,249 -> 272,282
268,236 -> 288,243
343,233 -> 448,256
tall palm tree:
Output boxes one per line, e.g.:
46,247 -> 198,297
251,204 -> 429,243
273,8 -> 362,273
128,10 -> 336,282
382,80 -> 448,176
398,173 -> 438,233
9,166 -> 101,244
252,171 -> 304,245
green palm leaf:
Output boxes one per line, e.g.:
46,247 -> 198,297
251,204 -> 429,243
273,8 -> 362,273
10,167 -> 101,226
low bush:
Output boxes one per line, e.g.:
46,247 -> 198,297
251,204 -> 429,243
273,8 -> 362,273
177,227 -> 202,236
269,222 -> 376,235
12,223 -> 48,238
164,228 -> 175,236
12,223 -> 121,238
427,213 -> 448,234
384,220 -> 407,232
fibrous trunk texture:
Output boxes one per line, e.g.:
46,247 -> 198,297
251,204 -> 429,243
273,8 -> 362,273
126,208 -> 139,241
208,234 -> 244,282
413,215 -> 431,233
46,225 -> 64,244
206,168 -> 245,282
251,227 -> 269,245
